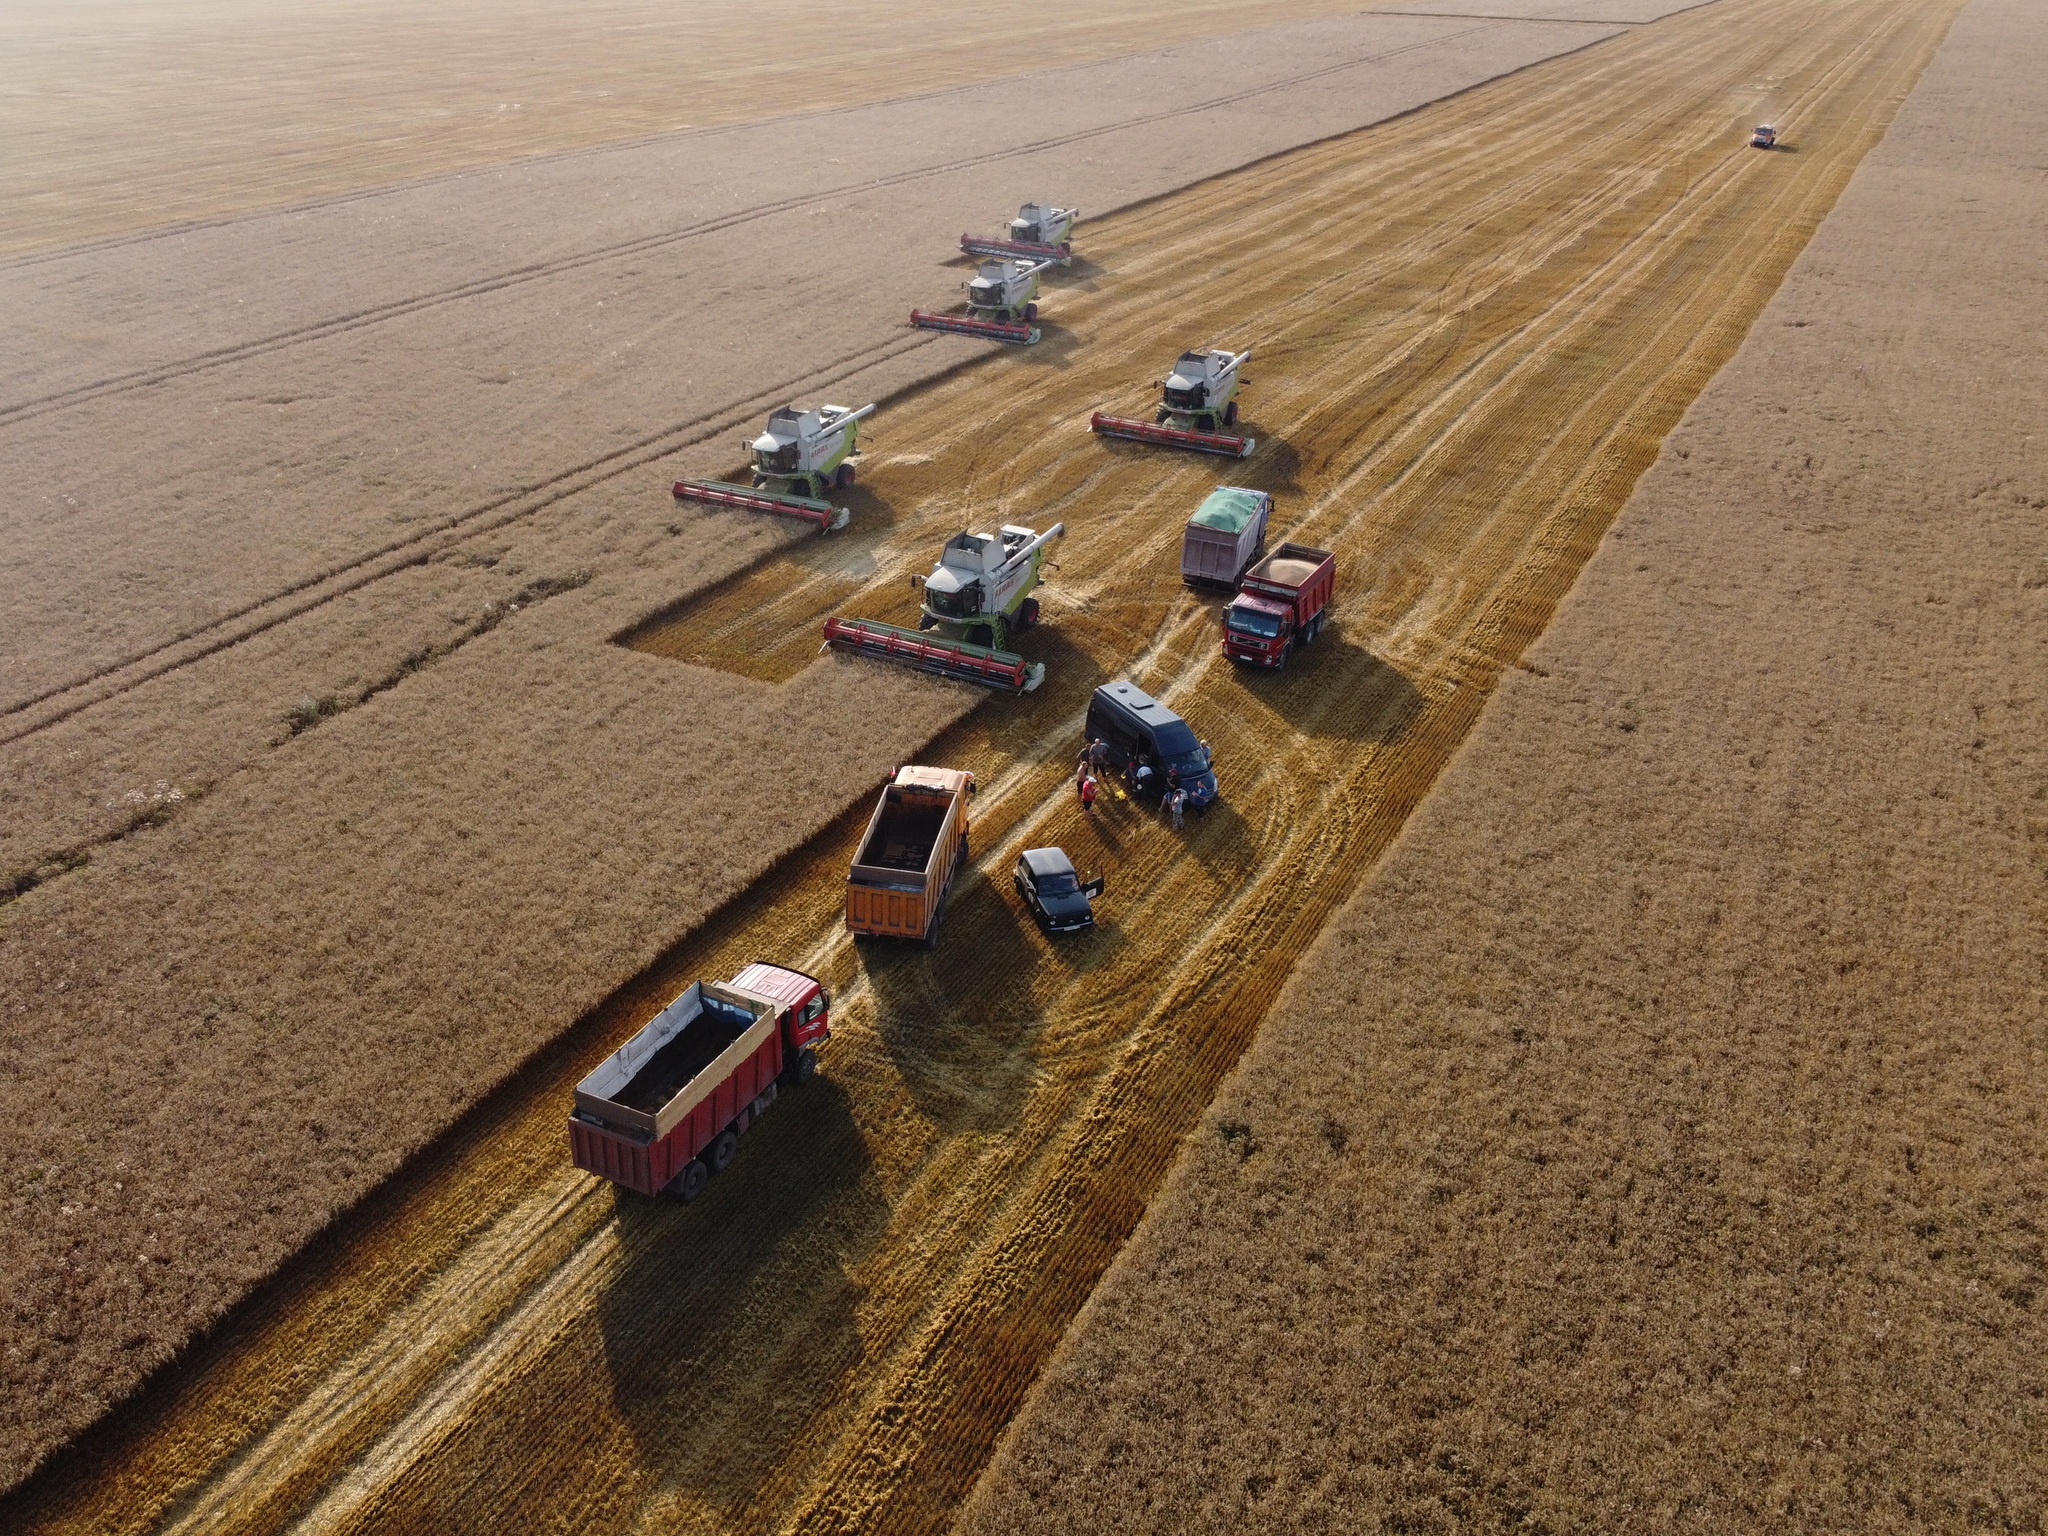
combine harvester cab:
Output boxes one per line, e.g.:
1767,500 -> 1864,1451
961,202 -> 1078,265
1091,346 -> 1254,458
672,402 -> 874,533
569,964 -> 831,1202
911,257 -> 1054,345
823,520 -> 1064,692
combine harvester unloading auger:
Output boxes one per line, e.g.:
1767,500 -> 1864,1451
960,203 -> 1078,266
673,402 -> 874,532
911,257 -> 1055,345
825,520 -> 1065,692
1090,345 -> 1255,459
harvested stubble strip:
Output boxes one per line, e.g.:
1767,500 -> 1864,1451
0,0 -> 1966,1529
957,0 -> 2047,1529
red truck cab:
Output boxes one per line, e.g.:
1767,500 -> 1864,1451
1223,542 -> 1336,668
569,961 -> 830,1202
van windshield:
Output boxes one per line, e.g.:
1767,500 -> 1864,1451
1151,721 -> 1209,778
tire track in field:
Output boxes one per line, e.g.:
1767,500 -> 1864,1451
0,18 -> 1532,430
0,11 -> 1577,738
0,0 -> 1958,1530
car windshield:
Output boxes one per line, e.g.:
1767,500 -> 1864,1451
1226,605 -> 1283,638
1036,871 -> 1078,897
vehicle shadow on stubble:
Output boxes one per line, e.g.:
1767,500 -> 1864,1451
857,873 -> 1050,1134
595,1076 -> 886,1498
1233,634 -> 1424,742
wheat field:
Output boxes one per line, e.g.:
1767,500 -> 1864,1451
0,0 -> 1967,1527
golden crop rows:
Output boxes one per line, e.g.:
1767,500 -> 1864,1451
4,0 -> 1960,1529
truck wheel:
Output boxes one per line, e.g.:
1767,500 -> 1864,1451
1225,400 -> 1239,427
787,1047 -> 819,1088
708,1128 -> 739,1175
1278,641 -> 1293,669
674,1159 -> 710,1203
1021,597 -> 1040,627
837,462 -> 856,488
1025,303 -> 1038,322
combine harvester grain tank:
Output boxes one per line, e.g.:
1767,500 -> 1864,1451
824,521 -> 1064,693
1091,346 -> 1254,458
911,257 -> 1055,345
672,402 -> 874,533
961,203 -> 1078,265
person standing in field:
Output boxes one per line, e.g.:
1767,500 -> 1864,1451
1079,772 -> 1098,816
1168,785 -> 1186,832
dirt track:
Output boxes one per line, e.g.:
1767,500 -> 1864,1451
0,0 -> 1958,1529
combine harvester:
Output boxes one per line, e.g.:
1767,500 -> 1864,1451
961,203 -> 1078,266
1090,346 -> 1255,459
911,258 -> 1055,345
672,402 -> 874,533
823,521 -> 1065,693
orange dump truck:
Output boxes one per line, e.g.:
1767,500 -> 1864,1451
845,765 -> 975,948
569,962 -> 830,1202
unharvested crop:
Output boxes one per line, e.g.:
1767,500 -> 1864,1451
0,0 -> 1961,1526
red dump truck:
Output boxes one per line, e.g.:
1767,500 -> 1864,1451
1222,542 -> 1335,668
569,962 -> 830,1202
845,765 -> 974,948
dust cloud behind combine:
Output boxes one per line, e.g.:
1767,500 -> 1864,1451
0,0 -> 1965,1529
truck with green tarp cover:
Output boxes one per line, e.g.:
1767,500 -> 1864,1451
1180,486 -> 1272,589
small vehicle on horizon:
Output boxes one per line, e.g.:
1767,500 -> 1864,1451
1013,847 -> 1104,933
1750,124 -> 1778,149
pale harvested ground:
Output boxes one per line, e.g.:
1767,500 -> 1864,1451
0,0 -> 1405,256
957,0 -> 2048,1530
0,0 -> 1960,1525
0,7 -> 1620,890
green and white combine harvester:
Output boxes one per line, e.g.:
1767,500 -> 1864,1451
672,402 -> 875,533
960,203 -> 1079,266
823,521 -> 1065,693
910,257 -> 1056,346
1090,345 -> 1255,459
